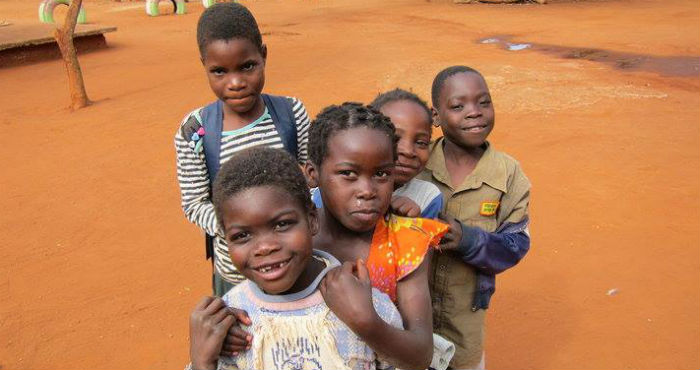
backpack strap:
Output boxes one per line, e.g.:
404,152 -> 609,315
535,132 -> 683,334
262,94 -> 298,159
200,100 -> 224,184
197,96 -> 297,262
198,100 -> 223,261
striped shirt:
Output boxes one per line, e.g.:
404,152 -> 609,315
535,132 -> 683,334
175,97 -> 311,285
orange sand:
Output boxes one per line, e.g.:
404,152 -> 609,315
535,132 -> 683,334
0,0 -> 698,368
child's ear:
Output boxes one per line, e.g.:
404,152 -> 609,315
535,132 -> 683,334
431,107 -> 440,128
307,208 -> 320,236
260,44 -> 268,61
303,162 -> 319,188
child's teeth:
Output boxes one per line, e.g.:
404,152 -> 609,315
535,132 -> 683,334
259,261 -> 287,273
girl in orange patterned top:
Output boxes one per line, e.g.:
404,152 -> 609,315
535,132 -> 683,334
304,102 -> 448,369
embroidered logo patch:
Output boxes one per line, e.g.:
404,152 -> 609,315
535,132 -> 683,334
480,201 -> 499,216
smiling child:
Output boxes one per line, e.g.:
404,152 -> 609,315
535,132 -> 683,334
188,147 -> 403,370
420,66 -> 532,369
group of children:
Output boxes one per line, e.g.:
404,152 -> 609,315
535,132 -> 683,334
175,3 -> 531,370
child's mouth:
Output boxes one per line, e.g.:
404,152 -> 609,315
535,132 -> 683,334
351,210 -> 380,224
252,257 -> 292,279
462,125 -> 488,133
257,261 -> 287,273
396,162 -> 418,171
226,95 -> 254,104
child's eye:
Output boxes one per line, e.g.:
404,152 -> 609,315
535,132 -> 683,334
241,62 -> 257,71
375,170 -> 391,178
339,170 -> 357,178
416,140 -> 429,148
450,104 -> 463,111
229,231 -> 250,243
274,219 -> 296,231
480,100 -> 491,107
211,68 -> 226,76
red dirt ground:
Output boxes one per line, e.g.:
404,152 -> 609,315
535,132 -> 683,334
1,0 -> 698,368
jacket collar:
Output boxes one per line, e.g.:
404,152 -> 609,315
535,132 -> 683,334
425,137 -> 508,193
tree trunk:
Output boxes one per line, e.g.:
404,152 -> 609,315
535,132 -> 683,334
54,0 -> 91,110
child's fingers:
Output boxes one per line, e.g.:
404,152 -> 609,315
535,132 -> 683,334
340,261 -> 355,276
320,266 -> 343,294
318,276 -> 328,295
355,259 -> 370,283
203,297 -> 226,315
439,233 -> 453,244
194,296 -> 216,311
228,308 -> 252,326
224,334 -> 249,348
398,202 -> 418,217
392,200 -> 420,217
226,325 -> 252,343
221,343 -> 247,355
438,212 -> 457,224
324,266 -> 340,283
221,314 -> 236,329
212,306 -> 232,324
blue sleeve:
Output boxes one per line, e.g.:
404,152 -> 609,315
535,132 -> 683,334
420,194 -> 443,220
456,217 -> 530,275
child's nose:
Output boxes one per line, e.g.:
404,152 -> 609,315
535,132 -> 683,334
227,74 -> 246,91
355,177 -> 377,200
253,235 -> 281,256
464,103 -> 482,118
398,140 -> 416,158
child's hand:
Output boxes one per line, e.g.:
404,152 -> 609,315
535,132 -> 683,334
220,308 -> 252,357
390,196 -> 421,217
320,260 -> 378,336
189,296 -> 236,370
438,212 -> 463,251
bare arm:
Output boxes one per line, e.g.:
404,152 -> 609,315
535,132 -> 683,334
189,297 -> 236,370
321,259 -> 433,369
364,256 -> 434,369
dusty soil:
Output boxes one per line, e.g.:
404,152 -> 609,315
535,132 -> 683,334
0,0 -> 698,368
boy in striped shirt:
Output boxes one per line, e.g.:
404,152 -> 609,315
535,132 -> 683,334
175,3 -> 311,297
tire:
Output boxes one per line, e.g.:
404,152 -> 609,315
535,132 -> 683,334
38,0 -> 87,24
145,0 -> 186,16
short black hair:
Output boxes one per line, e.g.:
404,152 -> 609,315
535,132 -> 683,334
431,65 -> 483,108
308,102 -> 397,166
212,147 -> 313,229
196,2 -> 264,58
370,88 -> 433,125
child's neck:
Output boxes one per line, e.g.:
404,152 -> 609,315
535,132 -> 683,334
221,96 -> 265,132
268,256 -> 326,296
442,138 -> 486,189
314,209 -> 374,263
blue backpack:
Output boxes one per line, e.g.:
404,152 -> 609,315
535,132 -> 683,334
199,94 -> 298,260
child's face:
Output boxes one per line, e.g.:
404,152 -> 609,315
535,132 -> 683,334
220,185 -> 318,295
202,38 -> 266,115
434,72 -> 494,149
313,127 -> 395,233
379,100 -> 431,187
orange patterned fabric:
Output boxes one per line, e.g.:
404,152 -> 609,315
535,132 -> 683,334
367,214 -> 449,302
